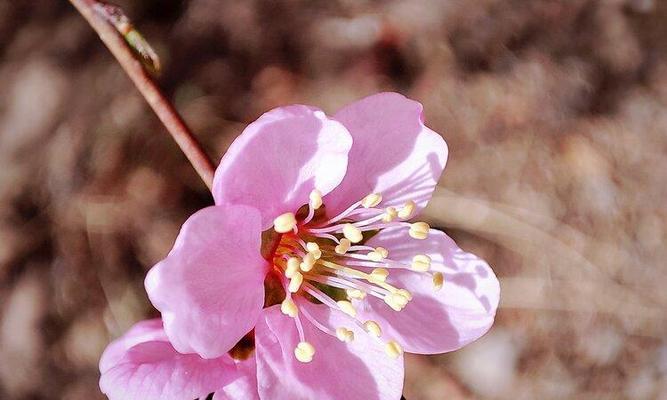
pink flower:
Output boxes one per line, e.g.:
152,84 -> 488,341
99,319 -> 258,399
100,92 -> 500,400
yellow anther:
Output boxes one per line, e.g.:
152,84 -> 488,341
335,238 -> 351,254
288,271 -> 303,293
411,254 -> 432,272
361,193 -> 383,208
306,242 -> 322,260
306,242 -> 319,253
274,212 -> 297,233
335,327 -> 355,343
280,297 -> 298,318
346,288 -> 367,300
343,223 -> 363,243
294,341 -> 315,363
364,320 -> 382,337
285,257 -> 300,278
337,300 -> 357,317
300,253 -> 316,272
432,272 -> 444,291
385,341 -> 403,359
398,200 -> 416,219
409,222 -> 430,240
309,189 -> 323,210
369,268 -> 389,283
382,206 -> 398,223
384,292 -> 409,311
395,288 -> 413,301
368,247 -> 389,262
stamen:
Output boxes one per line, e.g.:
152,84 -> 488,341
384,292 -> 409,311
432,272 -> 444,291
342,223 -> 363,243
288,271 -> 304,293
346,288 -> 367,300
398,200 -> 416,219
369,268 -> 389,283
336,300 -> 357,317
395,288 -> 413,301
299,302 -> 338,337
280,297 -> 299,318
294,341 -> 315,363
274,212 -> 297,233
411,254 -> 431,272
409,222 -> 430,239
309,190 -> 323,210
305,242 -> 322,259
285,257 -> 300,278
384,341 -> 403,359
300,253 -> 316,272
335,327 -> 355,343
382,207 -> 398,222
363,320 -> 382,337
368,247 -> 389,262
320,200 -> 363,226
361,193 -> 382,208
335,238 -> 351,254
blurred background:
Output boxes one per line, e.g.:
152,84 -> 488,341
1,0 -> 667,398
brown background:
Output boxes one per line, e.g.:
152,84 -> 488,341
1,0 -> 667,399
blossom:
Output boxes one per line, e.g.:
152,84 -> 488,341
99,319 -> 258,399
102,92 -> 500,400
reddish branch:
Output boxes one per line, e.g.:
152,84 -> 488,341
68,0 -> 216,190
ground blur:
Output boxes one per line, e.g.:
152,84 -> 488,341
1,0 -> 667,399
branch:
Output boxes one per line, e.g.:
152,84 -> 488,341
68,0 -> 216,190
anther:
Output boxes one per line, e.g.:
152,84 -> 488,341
432,272 -> 444,291
288,272 -> 304,293
361,193 -> 383,208
346,288 -> 367,300
280,297 -> 298,318
409,222 -> 430,240
309,190 -> 323,210
294,341 -> 315,363
306,242 -> 322,260
335,238 -> 351,254
274,212 -> 297,233
364,320 -> 382,337
384,292 -> 409,311
368,247 -> 389,262
335,327 -> 355,343
337,300 -> 357,317
398,200 -> 416,219
300,253 -> 316,272
369,268 -> 389,283
285,257 -> 300,278
411,254 -> 432,272
382,207 -> 398,223
343,224 -> 363,243
395,288 -> 413,301
385,341 -> 403,359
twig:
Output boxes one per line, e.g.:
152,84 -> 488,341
67,0 -> 216,190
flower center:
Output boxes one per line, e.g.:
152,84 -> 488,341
268,190 -> 444,363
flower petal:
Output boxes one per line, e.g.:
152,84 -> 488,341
326,92 -> 447,217
254,304 -> 404,400
359,227 -> 500,354
100,319 -> 250,400
214,354 -> 260,400
145,205 -> 267,358
212,105 -> 353,229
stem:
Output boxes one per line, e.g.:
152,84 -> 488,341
68,0 -> 216,190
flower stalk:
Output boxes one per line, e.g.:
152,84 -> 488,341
68,0 -> 215,190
